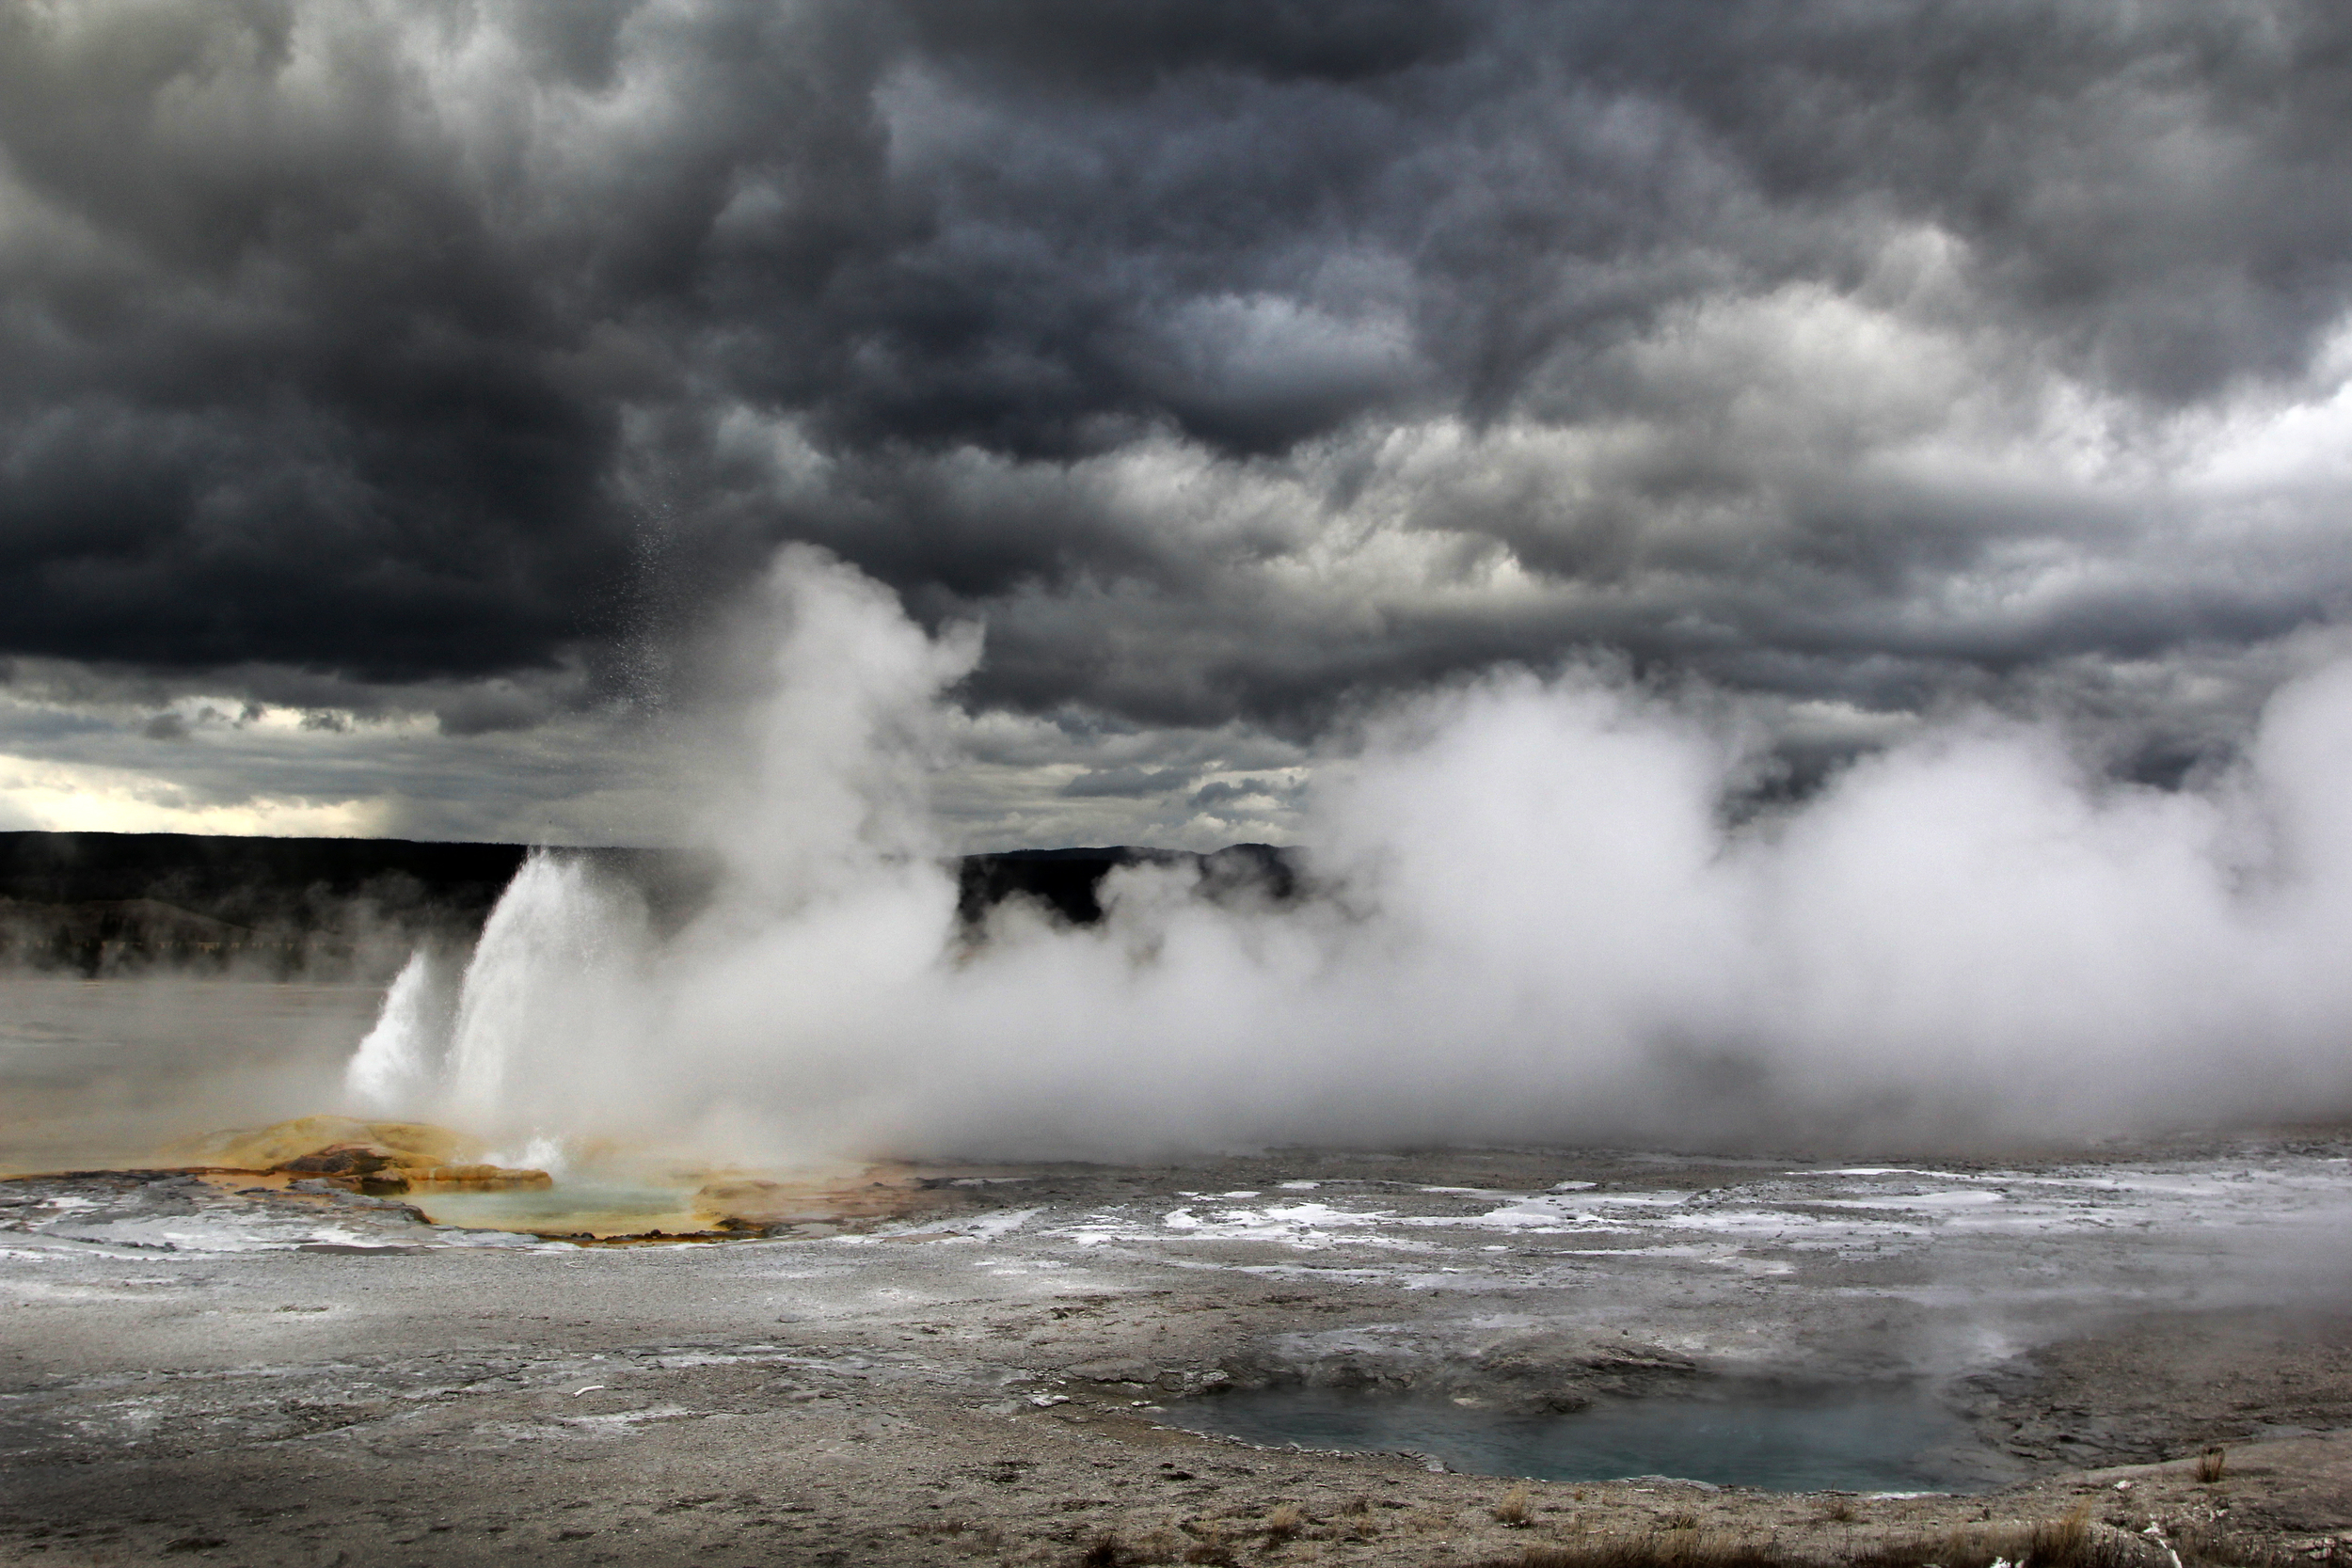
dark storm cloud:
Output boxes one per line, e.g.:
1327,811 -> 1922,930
5,0 -> 2352,747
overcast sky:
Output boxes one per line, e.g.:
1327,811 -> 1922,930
5,0 -> 2352,848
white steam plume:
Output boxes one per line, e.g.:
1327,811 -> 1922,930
352,546 -> 2352,1160
342,947 -> 456,1115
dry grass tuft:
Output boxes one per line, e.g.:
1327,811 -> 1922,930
1514,1537 -> 1788,1568
1484,1510 -> 2233,1568
910,1516 -> 971,1536
2170,1523 -> 2311,1568
2024,1499 -> 2097,1567
1146,1527 -> 1193,1562
1264,1503 -> 1305,1543
1496,1484 -> 1535,1528
2195,1445 -> 2229,1483
1181,1520 -> 1237,1566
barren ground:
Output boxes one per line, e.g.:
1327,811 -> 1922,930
8,1136 -> 2352,1567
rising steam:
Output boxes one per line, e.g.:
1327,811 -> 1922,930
348,546 -> 2352,1160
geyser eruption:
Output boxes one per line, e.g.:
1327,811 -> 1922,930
441,854 -> 649,1133
343,947 -> 455,1116
353,547 -> 2352,1160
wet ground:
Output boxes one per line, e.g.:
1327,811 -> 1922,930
0,976 -> 371,1173
9,1135 -> 2352,1564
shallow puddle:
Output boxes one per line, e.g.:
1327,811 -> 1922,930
1160,1381 -> 1995,1493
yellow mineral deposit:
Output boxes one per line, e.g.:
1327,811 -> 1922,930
136,1117 -> 951,1242
163,1116 -> 552,1194
690,1163 -> 934,1234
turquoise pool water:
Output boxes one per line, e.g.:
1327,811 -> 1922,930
1158,1381 -> 1994,1493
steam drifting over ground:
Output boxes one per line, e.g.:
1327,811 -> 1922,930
349,549 -> 2352,1163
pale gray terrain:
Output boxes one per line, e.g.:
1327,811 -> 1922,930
9,1138 -> 2352,1565
11,977 -> 2352,1564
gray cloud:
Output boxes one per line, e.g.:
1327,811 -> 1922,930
1189,776 -> 1286,810
1058,764 -> 1192,800
6,0 -> 2352,826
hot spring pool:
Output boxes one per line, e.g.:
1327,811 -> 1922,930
1158,1381 -> 1995,1493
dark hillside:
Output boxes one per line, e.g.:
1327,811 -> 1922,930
0,832 -> 1295,974
954,843 -> 1295,926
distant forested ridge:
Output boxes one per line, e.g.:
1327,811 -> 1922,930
0,832 -> 1293,976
